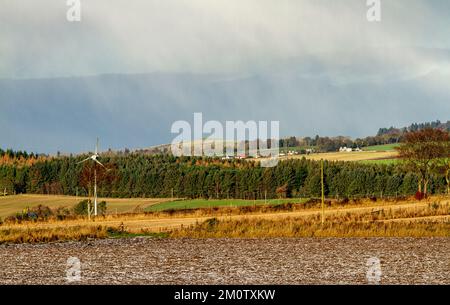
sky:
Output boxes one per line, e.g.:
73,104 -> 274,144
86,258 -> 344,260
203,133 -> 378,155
1,0 -> 450,154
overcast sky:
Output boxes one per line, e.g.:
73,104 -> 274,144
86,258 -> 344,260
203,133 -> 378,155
1,0 -> 450,153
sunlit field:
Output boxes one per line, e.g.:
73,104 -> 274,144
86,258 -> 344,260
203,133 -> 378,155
1,196 -> 449,244
0,194 -> 172,218
262,150 -> 398,162
146,198 -> 309,212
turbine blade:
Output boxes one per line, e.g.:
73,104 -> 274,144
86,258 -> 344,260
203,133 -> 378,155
95,138 -> 99,155
77,157 -> 91,164
94,158 -> 106,168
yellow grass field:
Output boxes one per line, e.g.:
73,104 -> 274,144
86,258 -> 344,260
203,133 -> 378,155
277,150 -> 398,162
0,194 -> 173,218
1,196 -> 449,243
302,151 -> 397,161
3,197 -> 448,233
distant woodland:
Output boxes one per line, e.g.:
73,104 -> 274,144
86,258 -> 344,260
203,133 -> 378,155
1,121 -> 448,199
0,154 -> 447,199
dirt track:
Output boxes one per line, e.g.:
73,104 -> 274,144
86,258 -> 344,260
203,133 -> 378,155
0,237 -> 448,284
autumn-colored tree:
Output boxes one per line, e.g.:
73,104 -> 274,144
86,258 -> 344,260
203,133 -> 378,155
446,162 -> 450,195
276,184 -> 288,198
79,162 -> 116,199
396,128 -> 450,196
435,158 -> 450,195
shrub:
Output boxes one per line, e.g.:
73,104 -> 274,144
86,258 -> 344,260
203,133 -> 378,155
4,205 -> 54,223
204,218 -> 219,231
338,198 -> 350,204
415,191 -> 425,201
31,205 -> 53,219
55,207 -> 71,220
429,202 -> 440,210
98,201 -> 107,216
73,200 -> 107,216
73,200 -> 89,215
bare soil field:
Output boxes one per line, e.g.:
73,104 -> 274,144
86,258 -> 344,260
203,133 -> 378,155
0,237 -> 448,285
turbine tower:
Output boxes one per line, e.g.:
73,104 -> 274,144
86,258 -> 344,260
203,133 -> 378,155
77,138 -> 105,217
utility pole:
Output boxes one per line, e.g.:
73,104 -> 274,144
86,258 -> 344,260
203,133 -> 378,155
321,159 -> 325,225
94,167 -> 97,217
87,180 -> 91,221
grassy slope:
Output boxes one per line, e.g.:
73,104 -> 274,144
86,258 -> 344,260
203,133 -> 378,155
363,143 -> 400,151
359,144 -> 401,164
0,194 -> 172,218
290,151 -> 398,162
2,198 -> 449,243
146,198 -> 308,212
0,195 -> 308,217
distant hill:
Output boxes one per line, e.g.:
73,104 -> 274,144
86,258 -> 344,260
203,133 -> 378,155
377,120 -> 450,137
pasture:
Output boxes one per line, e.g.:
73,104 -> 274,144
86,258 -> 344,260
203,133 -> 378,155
0,196 -> 449,244
0,194 -> 308,218
277,150 -> 398,162
0,194 -> 172,218
362,143 -> 400,151
146,198 -> 309,212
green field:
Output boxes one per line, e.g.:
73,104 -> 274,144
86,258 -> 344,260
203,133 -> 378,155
146,198 -> 309,212
0,195 -> 309,218
363,143 -> 400,152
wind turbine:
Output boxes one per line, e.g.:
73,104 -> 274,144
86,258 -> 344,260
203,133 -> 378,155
77,138 -> 106,218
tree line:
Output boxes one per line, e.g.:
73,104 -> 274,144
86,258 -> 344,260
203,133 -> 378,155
279,133 -> 400,153
377,120 -> 450,136
0,154 -> 448,200
280,120 -> 450,153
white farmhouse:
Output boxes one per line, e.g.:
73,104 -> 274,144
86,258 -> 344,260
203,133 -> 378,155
339,147 -> 353,152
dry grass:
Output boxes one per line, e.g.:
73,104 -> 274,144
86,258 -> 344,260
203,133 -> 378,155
0,194 -> 174,218
1,196 -> 435,231
0,225 -> 110,244
0,197 -> 448,243
257,150 -> 398,162
303,150 -> 398,161
170,201 -> 450,238
171,215 -> 450,238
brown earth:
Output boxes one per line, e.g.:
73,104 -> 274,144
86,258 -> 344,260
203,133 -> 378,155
0,237 -> 448,285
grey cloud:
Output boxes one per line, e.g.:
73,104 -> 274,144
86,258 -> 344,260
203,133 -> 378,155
1,0 -> 449,78
0,0 -> 449,153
